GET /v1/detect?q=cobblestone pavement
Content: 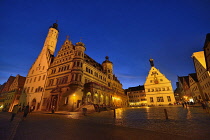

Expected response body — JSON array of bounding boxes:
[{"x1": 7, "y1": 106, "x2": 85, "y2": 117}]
[
  {"x1": 0, "y1": 112, "x2": 22, "y2": 140},
  {"x1": 79, "y1": 105, "x2": 210, "y2": 139},
  {"x1": 0, "y1": 105, "x2": 209, "y2": 140}
]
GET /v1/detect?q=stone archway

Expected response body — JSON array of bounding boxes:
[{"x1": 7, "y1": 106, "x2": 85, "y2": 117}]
[
  {"x1": 100, "y1": 94, "x2": 104, "y2": 105},
  {"x1": 93, "y1": 93, "x2": 99, "y2": 104},
  {"x1": 51, "y1": 95, "x2": 58, "y2": 110},
  {"x1": 86, "y1": 92, "x2": 92, "y2": 104}
]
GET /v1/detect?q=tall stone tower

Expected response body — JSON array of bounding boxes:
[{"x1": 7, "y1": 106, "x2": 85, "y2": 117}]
[
  {"x1": 19, "y1": 23, "x2": 59, "y2": 111},
  {"x1": 144, "y1": 59, "x2": 176, "y2": 106}
]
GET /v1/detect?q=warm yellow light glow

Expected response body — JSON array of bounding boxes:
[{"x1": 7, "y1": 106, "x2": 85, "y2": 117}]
[
  {"x1": 183, "y1": 96, "x2": 188, "y2": 99},
  {"x1": 73, "y1": 94, "x2": 76, "y2": 97},
  {"x1": 0, "y1": 105, "x2": 3, "y2": 108}
]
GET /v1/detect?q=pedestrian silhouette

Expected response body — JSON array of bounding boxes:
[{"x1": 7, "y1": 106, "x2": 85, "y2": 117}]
[
  {"x1": 182, "y1": 102, "x2": 185, "y2": 108},
  {"x1": 10, "y1": 105, "x2": 19, "y2": 122},
  {"x1": 22, "y1": 105, "x2": 30, "y2": 120}
]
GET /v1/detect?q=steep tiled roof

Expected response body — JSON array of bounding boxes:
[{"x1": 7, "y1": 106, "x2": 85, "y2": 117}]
[
  {"x1": 127, "y1": 85, "x2": 145, "y2": 91},
  {"x1": 189, "y1": 73, "x2": 198, "y2": 82},
  {"x1": 84, "y1": 54, "x2": 103, "y2": 71}
]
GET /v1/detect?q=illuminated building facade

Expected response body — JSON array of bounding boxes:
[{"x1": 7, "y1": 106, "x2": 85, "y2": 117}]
[
  {"x1": 0, "y1": 83, "x2": 6, "y2": 111},
  {"x1": 203, "y1": 33, "x2": 210, "y2": 71},
  {"x1": 144, "y1": 59, "x2": 176, "y2": 106},
  {"x1": 126, "y1": 85, "x2": 146, "y2": 107},
  {"x1": 177, "y1": 76, "x2": 191, "y2": 101},
  {"x1": 42, "y1": 37, "x2": 127, "y2": 111},
  {"x1": 192, "y1": 51, "x2": 210, "y2": 101},
  {"x1": 19, "y1": 23, "x2": 59, "y2": 111},
  {"x1": 189, "y1": 73, "x2": 203, "y2": 103},
  {"x1": 0, "y1": 76, "x2": 15, "y2": 111},
  {"x1": 3, "y1": 75, "x2": 25, "y2": 112}
]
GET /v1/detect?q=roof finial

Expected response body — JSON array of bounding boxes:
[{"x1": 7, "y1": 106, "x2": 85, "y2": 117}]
[
  {"x1": 149, "y1": 59, "x2": 154, "y2": 67},
  {"x1": 66, "y1": 35, "x2": 70, "y2": 40},
  {"x1": 80, "y1": 37, "x2": 83, "y2": 42}
]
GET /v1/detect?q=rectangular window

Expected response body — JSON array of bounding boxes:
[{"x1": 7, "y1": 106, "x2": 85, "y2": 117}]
[
  {"x1": 150, "y1": 97, "x2": 154, "y2": 102},
  {"x1": 31, "y1": 87, "x2": 34, "y2": 92},
  {"x1": 27, "y1": 87, "x2": 30, "y2": 93},
  {"x1": 167, "y1": 96, "x2": 171, "y2": 102},
  {"x1": 34, "y1": 77, "x2": 36, "y2": 82},
  {"x1": 43, "y1": 75, "x2": 45, "y2": 80},
  {"x1": 38, "y1": 76, "x2": 41, "y2": 81},
  {"x1": 64, "y1": 96, "x2": 69, "y2": 104},
  {"x1": 157, "y1": 97, "x2": 164, "y2": 102}
]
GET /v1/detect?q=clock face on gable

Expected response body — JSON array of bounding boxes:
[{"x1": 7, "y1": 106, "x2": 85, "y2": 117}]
[{"x1": 154, "y1": 77, "x2": 159, "y2": 84}]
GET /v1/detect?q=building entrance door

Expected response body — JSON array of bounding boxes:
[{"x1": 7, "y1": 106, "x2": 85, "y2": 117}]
[{"x1": 51, "y1": 95, "x2": 58, "y2": 111}]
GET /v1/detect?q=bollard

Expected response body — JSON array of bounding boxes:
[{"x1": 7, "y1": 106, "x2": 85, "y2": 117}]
[
  {"x1": 113, "y1": 109, "x2": 116, "y2": 118},
  {"x1": 164, "y1": 109, "x2": 168, "y2": 120}
]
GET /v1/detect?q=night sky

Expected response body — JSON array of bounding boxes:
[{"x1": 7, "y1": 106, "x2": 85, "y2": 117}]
[{"x1": 1, "y1": 0, "x2": 210, "y2": 89}]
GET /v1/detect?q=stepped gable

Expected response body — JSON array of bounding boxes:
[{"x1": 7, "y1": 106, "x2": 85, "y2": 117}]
[{"x1": 52, "y1": 38, "x2": 74, "y2": 66}]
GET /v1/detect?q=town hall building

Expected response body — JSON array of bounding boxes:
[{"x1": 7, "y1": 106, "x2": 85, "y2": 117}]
[{"x1": 20, "y1": 22, "x2": 127, "y2": 112}]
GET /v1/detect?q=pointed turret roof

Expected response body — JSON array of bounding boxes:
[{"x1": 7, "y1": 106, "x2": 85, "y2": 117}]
[{"x1": 102, "y1": 56, "x2": 113, "y2": 64}]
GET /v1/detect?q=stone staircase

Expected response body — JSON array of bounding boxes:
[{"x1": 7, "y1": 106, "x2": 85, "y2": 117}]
[{"x1": 74, "y1": 104, "x2": 96, "y2": 113}]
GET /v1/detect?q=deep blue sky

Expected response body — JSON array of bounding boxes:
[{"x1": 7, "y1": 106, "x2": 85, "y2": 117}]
[{"x1": 0, "y1": 0, "x2": 210, "y2": 89}]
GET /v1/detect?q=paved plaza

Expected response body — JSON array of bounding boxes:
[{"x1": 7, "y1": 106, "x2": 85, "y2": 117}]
[{"x1": 0, "y1": 105, "x2": 209, "y2": 140}]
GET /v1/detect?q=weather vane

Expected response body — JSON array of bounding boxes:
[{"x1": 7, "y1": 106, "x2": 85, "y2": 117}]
[{"x1": 80, "y1": 37, "x2": 83, "y2": 42}]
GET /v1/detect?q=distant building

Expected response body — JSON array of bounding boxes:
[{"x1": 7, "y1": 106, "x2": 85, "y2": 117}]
[
  {"x1": 3, "y1": 75, "x2": 25, "y2": 112},
  {"x1": 19, "y1": 23, "x2": 59, "y2": 111},
  {"x1": 189, "y1": 73, "x2": 203, "y2": 103},
  {"x1": 173, "y1": 82, "x2": 182, "y2": 102},
  {"x1": 0, "y1": 83, "x2": 6, "y2": 111},
  {"x1": 0, "y1": 76, "x2": 15, "y2": 110},
  {"x1": 126, "y1": 85, "x2": 146, "y2": 107},
  {"x1": 192, "y1": 51, "x2": 210, "y2": 101},
  {"x1": 144, "y1": 59, "x2": 176, "y2": 106},
  {"x1": 177, "y1": 76, "x2": 191, "y2": 101}
]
